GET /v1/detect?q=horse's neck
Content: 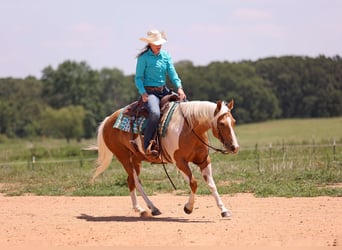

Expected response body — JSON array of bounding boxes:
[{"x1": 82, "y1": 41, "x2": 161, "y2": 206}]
[{"x1": 178, "y1": 101, "x2": 215, "y2": 131}]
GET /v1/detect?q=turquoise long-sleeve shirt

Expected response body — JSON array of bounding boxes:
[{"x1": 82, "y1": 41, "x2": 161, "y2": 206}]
[{"x1": 135, "y1": 49, "x2": 182, "y2": 95}]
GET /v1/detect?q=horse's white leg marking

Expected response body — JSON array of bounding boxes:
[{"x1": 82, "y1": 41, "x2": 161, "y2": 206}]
[
  {"x1": 133, "y1": 169, "x2": 160, "y2": 215},
  {"x1": 202, "y1": 164, "x2": 230, "y2": 216},
  {"x1": 130, "y1": 189, "x2": 145, "y2": 213}
]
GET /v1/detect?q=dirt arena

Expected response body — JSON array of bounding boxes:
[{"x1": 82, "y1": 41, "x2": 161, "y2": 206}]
[{"x1": 0, "y1": 193, "x2": 341, "y2": 247}]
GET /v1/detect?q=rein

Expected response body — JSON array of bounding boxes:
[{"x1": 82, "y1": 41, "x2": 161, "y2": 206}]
[
  {"x1": 179, "y1": 104, "x2": 229, "y2": 154},
  {"x1": 160, "y1": 153, "x2": 177, "y2": 190},
  {"x1": 157, "y1": 136, "x2": 177, "y2": 190}
]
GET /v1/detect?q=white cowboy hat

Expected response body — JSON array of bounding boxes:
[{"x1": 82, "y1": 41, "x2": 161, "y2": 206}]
[{"x1": 139, "y1": 30, "x2": 167, "y2": 45}]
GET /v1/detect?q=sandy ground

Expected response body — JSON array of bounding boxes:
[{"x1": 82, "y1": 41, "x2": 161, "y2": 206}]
[{"x1": 0, "y1": 193, "x2": 341, "y2": 248}]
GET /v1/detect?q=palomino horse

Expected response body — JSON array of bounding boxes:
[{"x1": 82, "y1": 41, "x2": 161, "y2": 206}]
[{"x1": 91, "y1": 100, "x2": 239, "y2": 218}]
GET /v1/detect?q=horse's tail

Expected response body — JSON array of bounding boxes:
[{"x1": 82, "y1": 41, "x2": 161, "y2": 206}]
[{"x1": 91, "y1": 116, "x2": 113, "y2": 184}]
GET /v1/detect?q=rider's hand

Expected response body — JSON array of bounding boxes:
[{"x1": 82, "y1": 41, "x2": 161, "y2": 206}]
[
  {"x1": 177, "y1": 87, "x2": 186, "y2": 101},
  {"x1": 141, "y1": 93, "x2": 149, "y2": 102}
]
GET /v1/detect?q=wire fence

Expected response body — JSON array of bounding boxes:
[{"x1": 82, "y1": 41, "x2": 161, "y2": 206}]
[
  {"x1": 228, "y1": 144, "x2": 341, "y2": 179},
  {"x1": 0, "y1": 142, "x2": 341, "y2": 171},
  {"x1": 0, "y1": 157, "x2": 96, "y2": 169}
]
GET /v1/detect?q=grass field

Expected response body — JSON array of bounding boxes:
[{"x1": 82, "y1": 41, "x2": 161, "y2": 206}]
[
  {"x1": 235, "y1": 117, "x2": 342, "y2": 147},
  {"x1": 0, "y1": 117, "x2": 341, "y2": 197}
]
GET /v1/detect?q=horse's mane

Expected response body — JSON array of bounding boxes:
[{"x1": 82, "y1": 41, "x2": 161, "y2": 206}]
[{"x1": 171, "y1": 101, "x2": 217, "y2": 129}]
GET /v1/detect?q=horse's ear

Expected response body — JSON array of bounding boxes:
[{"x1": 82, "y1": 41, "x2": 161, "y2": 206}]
[
  {"x1": 227, "y1": 99, "x2": 234, "y2": 110},
  {"x1": 215, "y1": 100, "x2": 223, "y2": 116}
]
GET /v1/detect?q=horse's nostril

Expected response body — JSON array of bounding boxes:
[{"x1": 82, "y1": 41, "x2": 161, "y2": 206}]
[{"x1": 230, "y1": 145, "x2": 235, "y2": 151}]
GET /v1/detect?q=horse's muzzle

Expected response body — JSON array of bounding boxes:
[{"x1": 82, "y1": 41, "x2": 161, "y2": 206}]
[
  {"x1": 230, "y1": 145, "x2": 239, "y2": 154},
  {"x1": 223, "y1": 144, "x2": 239, "y2": 154}
]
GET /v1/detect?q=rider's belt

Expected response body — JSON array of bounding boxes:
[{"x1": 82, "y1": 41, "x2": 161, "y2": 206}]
[{"x1": 145, "y1": 86, "x2": 165, "y2": 92}]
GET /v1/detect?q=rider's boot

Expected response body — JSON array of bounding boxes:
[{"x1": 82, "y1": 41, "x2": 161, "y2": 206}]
[{"x1": 145, "y1": 140, "x2": 159, "y2": 157}]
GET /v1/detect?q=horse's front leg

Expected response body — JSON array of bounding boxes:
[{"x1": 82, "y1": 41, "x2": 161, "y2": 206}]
[
  {"x1": 183, "y1": 175, "x2": 197, "y2": 214},
  {"x1": 201, "y1": 163, "x2": 231, "y2": 218},
  {"x1": 177, "y1": 163, "x2": 198, "y2": 214},
  {"x1": 132, "y1": 169, "x2": 161, "y2": 216}
]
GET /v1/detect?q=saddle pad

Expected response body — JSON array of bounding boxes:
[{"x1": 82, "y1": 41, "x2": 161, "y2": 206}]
[
  {"x1": 159, "y1": 102, "x2": 179, "y2": 137},
  {"x1": 113, "y1": 107, "x2": 147, "y2": 134},
  {"x1": 113, "y1": 102, "x2": 179, "y2": 135}
]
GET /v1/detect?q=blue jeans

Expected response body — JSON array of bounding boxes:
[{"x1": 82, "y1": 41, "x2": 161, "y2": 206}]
[{"x1": 143, "y1": 87, "x2": 170, "y2": 150}]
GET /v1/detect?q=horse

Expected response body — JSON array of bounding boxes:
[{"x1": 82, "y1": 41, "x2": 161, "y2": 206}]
[{"x1": 91, "y1": 99, "x2": 239, "y2": 218}]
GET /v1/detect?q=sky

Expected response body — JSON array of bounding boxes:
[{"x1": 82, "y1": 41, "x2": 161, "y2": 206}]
[{"x1": 1, "y1": 0, "x2": 341, "y2": 78}]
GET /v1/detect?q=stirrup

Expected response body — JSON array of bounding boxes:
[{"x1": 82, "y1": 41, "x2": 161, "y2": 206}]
[
  {"x1": 145, "y1": 149, "x2": 159, "y2": 157},
  {"x1": 145, "y1": 140, "x2": 159, "y2": 157}
]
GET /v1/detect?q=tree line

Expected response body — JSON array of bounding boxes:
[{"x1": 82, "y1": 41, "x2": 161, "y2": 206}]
[{"x1": 0, "y1": 55, "x2": 341, "y2": 141}]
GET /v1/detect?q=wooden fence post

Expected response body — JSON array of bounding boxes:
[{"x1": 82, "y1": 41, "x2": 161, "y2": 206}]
[
  {"x1": 333, "y1": 139, "x2": 336, "y2": 161},
  {"x1": 254, "y1": 143, "x2": 260, "y2": 173}
]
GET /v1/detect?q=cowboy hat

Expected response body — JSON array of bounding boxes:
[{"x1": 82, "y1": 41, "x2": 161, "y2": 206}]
[{"x1": 139, "y1": 30, "x2": 167, "y2": 45}]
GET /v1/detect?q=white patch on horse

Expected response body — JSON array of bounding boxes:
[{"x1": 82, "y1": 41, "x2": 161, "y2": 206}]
[
  {"x1": 163, "y1": 117, "x2": 184, "y2": 163},
  {"x1": 202, "y1": 163, "x2": 230, "y2": 215},
  {"x1": 227, "y1": 116, "x2": 239, "y2": 149}
]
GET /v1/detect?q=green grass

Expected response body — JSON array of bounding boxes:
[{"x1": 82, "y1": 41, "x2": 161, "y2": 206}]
[
  {"x1": 235, "y1": 117, "x2": 342, "y2": 147},
  {"x1": 0, "y1": 118, "x2": 341, "y2": 197}
]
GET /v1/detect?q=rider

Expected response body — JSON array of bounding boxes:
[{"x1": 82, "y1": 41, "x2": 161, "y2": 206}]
[{"x1": 135, "y1": 29, "x2": 187, "y2": 156}]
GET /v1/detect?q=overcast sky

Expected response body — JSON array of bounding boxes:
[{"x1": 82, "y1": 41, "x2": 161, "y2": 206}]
[{"x1": 1, "y1": 0, "x2": 341, "y2": 78}]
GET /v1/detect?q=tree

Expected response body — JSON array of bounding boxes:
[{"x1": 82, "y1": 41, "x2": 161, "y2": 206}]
[
  {"x1": 40, "y1": 105, "x2": 85, "y2": 142},
  {"x1": 255, "y1": 56, "x2": 342, "y2": 118},
  {"x1": 0, "y1": 77, "x2": 45, "y2": 137},
  {"x1": 99, "y1": 68, "x2": 136, "y2": 115},
  {"x1": 180, "y1": 61, "x2": 281, "y2": 123},
  {"x1": 41, "y1": 61, "x2": 103, "y2": 137}
]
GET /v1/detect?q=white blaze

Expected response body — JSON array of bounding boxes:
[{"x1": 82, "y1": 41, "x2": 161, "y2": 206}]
[{"x1": 227, "y1": 116, "x2": 239, "y2": 149}]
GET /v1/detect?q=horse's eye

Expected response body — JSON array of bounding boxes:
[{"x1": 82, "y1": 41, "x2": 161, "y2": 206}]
[{"x1": 219, "y1": 120, "x2": 225, "y2": 126}]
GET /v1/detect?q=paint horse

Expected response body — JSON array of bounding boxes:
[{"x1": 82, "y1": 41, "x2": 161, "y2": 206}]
[{"x1": 91, "y1": 99, "x2": 239, "y2": 218}]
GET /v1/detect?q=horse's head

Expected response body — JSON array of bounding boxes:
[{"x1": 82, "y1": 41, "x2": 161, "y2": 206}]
[{"x1": 212, "y1": 100, "x2": 239, "y2": 154}]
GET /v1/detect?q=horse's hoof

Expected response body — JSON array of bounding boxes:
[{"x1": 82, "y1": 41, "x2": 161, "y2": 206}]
[
  {"x1": 151, "y1": 208, "x2": 162, "y2": 216},
  {"x1": 221, "y1": 211, "x2": 232, "y2": 218},
  {"x1": 140, "y1": 211, "x2": 151, "y2": 218},
  {"x1": 184, "y1": 206, "x2": 193, "y2": 214}
]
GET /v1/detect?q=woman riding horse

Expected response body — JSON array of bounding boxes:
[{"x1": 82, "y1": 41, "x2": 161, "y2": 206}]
[
  {"x1": 135, "y1": 29, "x2": 187, "y2": 156},
  {"x1": 91, "y1": 99, "x2": 239, "y2": 218}
]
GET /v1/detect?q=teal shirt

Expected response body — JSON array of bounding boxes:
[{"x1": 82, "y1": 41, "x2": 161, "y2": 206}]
[{"x1": 135, "y1": 49, "x2": 182, "y2": 95}]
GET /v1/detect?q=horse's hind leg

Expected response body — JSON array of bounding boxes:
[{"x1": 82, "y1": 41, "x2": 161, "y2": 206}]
[
  {"x1": 132, "y1": 168, "x2": 161, "y2": 216},
  {"x1": 120, "y1": 154, "x2": 161, "y2": 217},
  {"x1": 127, "y1": 174, "x2": 145, "y2": 215}
]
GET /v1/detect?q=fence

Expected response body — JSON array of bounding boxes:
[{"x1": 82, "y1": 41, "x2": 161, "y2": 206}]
[
  {"x1": 0, "y1": 142, "x2": 341, "y2": 171},
  {"x1": 213, "y1": 141, "x2": 342, "y2": 175}
]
